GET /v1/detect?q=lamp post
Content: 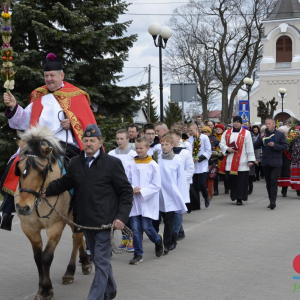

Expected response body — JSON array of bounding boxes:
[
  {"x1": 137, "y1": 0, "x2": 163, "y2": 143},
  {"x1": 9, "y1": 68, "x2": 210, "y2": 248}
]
[
  {"x1": 148, "y1": 22, "x2": 172, "y2": 122},
  {"x1": 243, "y1": 77, "x2": 254, "y2": 123},
  {"x1": 278, "y1": 88, "x2": 287, "y2": 124}
]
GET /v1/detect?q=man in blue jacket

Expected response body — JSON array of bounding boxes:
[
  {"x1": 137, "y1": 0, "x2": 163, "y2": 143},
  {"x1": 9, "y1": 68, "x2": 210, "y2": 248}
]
[{"x1": 254, "y1": 118, "x2": 287, "y2": 209}]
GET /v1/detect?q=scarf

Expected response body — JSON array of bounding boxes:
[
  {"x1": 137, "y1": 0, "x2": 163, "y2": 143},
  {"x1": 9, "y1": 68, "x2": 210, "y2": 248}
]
[{"x1": 161, "y1": 151, "x2": 175, "y2": 160}]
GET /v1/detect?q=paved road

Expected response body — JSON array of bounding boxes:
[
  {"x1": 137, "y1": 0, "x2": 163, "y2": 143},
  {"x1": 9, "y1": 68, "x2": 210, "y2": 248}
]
[{"x1": 1, "y1": 180, "x2": 300, "y2": 300}]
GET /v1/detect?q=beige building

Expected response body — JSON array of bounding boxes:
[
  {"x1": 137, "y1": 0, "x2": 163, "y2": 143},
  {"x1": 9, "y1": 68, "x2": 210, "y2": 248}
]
[{"x1": 250, "y1": 0, "x2": 300, "y2": 123}]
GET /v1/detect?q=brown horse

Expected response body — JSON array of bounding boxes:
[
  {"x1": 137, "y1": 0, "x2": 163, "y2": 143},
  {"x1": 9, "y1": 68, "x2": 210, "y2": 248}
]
[{"x1": 14, "y1": 125, "x2": 92, "y2": 300}]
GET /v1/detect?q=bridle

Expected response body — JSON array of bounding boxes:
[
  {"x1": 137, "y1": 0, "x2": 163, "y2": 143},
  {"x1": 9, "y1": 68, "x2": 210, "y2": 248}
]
[{"x1": 18, "y1": 154, "x2": 60, "y2": 219}]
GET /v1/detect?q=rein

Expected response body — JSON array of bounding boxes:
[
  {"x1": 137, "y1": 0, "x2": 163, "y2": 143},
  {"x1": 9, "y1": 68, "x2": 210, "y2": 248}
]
[{"x1": 43, "y1": 196, "x2": 133, "y2": 254}]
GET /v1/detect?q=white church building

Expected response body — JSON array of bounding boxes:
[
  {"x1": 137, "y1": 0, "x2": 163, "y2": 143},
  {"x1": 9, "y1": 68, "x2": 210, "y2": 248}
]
[{"x1": 250, "y1": 0, "x2": 300, "y2": 123}]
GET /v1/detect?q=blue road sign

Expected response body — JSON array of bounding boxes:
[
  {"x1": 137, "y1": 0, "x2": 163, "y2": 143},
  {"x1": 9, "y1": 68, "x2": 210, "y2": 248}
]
[
  {"x1": 239, "y1": 111, "x2": 249, "y2": 121},
  {"x1": 239, "y1": 100, "x2": 249, "y2": 112}
]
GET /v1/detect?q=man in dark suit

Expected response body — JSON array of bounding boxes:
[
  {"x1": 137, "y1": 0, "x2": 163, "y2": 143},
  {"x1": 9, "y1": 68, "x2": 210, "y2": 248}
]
[
  {"x1": 254, "y1": 118, "x2": 287, "y2": 209},
  {"x1": 43, "y1": 124, "x2": 133, "y2": 300}
]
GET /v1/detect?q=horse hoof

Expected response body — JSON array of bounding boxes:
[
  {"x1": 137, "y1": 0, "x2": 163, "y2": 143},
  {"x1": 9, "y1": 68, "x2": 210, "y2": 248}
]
[
  {"x1": 82, "y1": 263, "x2": 92, "y2": 275},
  {"x1": 34, "y1": 294, "x2": 54, "y2": 300},
  {"x1": 62, "y1": 276, "x2": 74, "y2": 285}
]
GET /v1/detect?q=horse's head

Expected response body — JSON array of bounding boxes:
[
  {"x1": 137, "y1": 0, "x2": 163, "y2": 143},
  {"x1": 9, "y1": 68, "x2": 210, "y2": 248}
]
[{"x1": 14, "y1": 125, "x2": 63, "y2": 216}]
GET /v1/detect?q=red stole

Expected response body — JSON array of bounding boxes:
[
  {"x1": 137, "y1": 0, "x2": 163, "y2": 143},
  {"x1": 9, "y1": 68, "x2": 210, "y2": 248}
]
[
  {"x1": 2, "y1": 82, "x2": 95, "y2": 195},
  {"x1": 219, "y1": 128, "x2": 246, "y2": 175}
]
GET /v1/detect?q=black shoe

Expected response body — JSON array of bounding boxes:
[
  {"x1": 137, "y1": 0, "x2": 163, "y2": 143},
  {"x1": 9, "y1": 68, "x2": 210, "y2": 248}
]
[
  {"x1": 297, "y1": 190, "x2": 300, "y2": 197},
  {"x1": 129, "y1": 254, "x2": 143, "y2": 265},
  {"x1": 256, "y1": 177, "x2": 260, "y2": 181},
  {"x1": 282, "y1": 193, "x2": 287, "y2": 197},
  {"x1": 270, "y1": 202, "x2": 276, "y2": 210},
  {"x1": 178, "y1": 230, "x2": 185, "y2": 241},
  {"x1": 260, "y1": 176, "x2": 265, "y2": 179},
  {"x1": 169, "y1": 233, "x2": 178, "y2": 250},
  {"x1": 0, "y1": 212, "x2": 14, "y2": 231},
  {"x1": 163, "y1": 246, "x2": 169, "y2": 255},
  {"x1": 225, "y1": 190, "x2": 229, "y2": 194},
  {"x1": 213, "y1": 190, "x2": 219, "y2": 196},
  {"x1": 267, "y1": 204, "x2": 270, "y2": 208},
  {"x1": 155, "y1": 233, "x2": 164, "y2": 257},
  {"x1": 205, "y1": 197, "x2": 210, "y2": 208},
  {"x1": 248, "y1": 185, "x2": 253, "y2": 195},
  {"x1": 169, "y1": 242, "x2": 177, "y2": 251},
  {"x1": 104, "y1": 291, "x2": 117, "y2": 300},
  {"x1": 236, "y1": 200, "x2": 243, "y2": 205}
]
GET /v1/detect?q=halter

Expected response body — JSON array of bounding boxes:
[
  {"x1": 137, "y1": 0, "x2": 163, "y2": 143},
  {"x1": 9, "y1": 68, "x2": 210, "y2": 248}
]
[{"x1": 18, "y1": 154, "x2": 60, "y2": 219}]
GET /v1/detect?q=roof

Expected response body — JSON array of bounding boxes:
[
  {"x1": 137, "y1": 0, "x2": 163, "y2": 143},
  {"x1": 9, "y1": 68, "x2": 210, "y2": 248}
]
[
  {"x1": 265, "y1": 0, "x2": 300, "y2": 21},
  {"x1": 199, "y1": 110, "x2": 237, "y2": 119}
]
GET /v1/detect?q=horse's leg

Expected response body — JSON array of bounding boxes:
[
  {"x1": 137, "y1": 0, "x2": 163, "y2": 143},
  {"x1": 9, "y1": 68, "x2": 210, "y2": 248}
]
[
  {"x1": 79, "y1": 235, "x2": 93, "y2": 275},
  {"x1": 40, "y1": 223, "x2": 65, "y2": 300},
  {"x1": 21, "y1": 224, "x2": 44, "y2": 299},
  {"x1": 62, "y1": 213, "x2": 92, "y2": 284}
]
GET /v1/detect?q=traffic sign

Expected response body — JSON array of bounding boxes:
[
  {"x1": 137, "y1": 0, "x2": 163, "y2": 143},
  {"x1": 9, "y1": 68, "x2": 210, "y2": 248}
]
[
  {"x1": 239, "y1": 100, "x2": 249, "y2": 112},
  {"x1": 239, "y1": 111, "x2": 249, "y2": 121}
]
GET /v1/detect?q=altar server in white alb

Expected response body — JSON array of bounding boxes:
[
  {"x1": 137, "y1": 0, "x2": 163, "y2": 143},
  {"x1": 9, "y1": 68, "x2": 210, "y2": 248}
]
[
  {"x1": 170, "y1": 128, "x2": 194, "y2": 241},
  {"x1": 219, "y1": 116, "x2": 255, "y2": 206},
  {"x1": 188, "y1": 123, "x2": 212, "y2": 209},
  {"x1": 108, "y1": 129, "x2": 136, "y2": 252},
  {"x1": 155, "y1": 135, "x2": 188, "y2": 255},
  {"x1": 126, "y1": 137, "x2": 164, "y2": 265},
  {"x1": 108, "y1": 129, "x2": 136, "y2": 175},
  {"x1": 143, "y1": 123, "x2": 161, "y2": 156}
]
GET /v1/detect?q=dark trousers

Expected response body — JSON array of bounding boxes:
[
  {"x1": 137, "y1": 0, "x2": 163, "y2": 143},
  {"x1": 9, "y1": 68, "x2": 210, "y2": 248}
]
[
  {"x1": 263, "y1": 166, "x2": 281, "y2": 203},
  {"x1": 84, "y1": 230, "x2": 116, "y2": 300},
  {"x1": 255, "y1": 164, "x2": 260, "y2": 179},
  {"x1": 192, "y1": 173, "x2": 209, "y2": 206},
  {"x1": 152, "y1": 211, "x2": 175, "y2": 248}
]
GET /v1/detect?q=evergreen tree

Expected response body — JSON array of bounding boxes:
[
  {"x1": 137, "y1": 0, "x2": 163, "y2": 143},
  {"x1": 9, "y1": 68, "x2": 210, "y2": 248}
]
[
  {"x1": 0, "y1": 0, "x2": 146, "y2": 175},
  {"x1": 164, "y1": 102, "x2": 182, "y2": 128},
  {"x1": 143, "y1": 85, "x2": 159, "y2": 123}
]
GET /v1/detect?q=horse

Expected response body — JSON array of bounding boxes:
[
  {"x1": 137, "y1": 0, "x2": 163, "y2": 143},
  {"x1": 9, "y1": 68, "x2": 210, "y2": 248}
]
[{"x1": 14, "y1": 124, "x2": 92, "y2": 300}]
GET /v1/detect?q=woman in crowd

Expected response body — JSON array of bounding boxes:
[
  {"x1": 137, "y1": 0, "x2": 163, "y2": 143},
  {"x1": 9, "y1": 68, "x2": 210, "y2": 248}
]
[
  {"x1": 277, "y1": 126, "x2": 291, "y2": 197},
  {"x1": 248, "y1": 125, "x2": 260, "y2": 195},
  {"x1": 201, "y1": 126, "x2": 220, "y2": 200},
  {"x1": 251, "y1": 126, "x2": 261, "y2": 181},
  {"x1": 213, "y1": 124, "x2": 227, "y2": 195}
]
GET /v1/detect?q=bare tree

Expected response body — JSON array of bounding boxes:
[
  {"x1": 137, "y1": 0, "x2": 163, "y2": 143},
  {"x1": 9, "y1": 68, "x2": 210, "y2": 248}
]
[
  {"x1": 164, "y1": 13, "x2": 220, "y2": 121},
  {"x1": 166, "y1": 0, "x2": 275, "y2": 123}
]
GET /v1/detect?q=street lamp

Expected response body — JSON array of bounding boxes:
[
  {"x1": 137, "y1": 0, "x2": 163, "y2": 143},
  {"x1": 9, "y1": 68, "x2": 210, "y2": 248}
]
[
  {"x1": 243, "y1": 77, "x2": 254, "y2": 123},
  {"x1": 278, "y1": 88, "x2": 287, "y2": 124},
  {"x1": 148, "y1": 22, "x2": 172, "y2": 122}
]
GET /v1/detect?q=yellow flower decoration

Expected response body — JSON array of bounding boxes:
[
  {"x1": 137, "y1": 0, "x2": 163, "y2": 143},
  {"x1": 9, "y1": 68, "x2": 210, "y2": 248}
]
[{"x1": 2, "y1": 13, "x2": 11, "y2": 19}]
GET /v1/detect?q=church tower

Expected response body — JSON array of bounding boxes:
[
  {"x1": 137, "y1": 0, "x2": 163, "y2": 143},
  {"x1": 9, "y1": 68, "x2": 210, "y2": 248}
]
[{"x1": 250, "y1": 0, "x2": 300, "y2": 123}]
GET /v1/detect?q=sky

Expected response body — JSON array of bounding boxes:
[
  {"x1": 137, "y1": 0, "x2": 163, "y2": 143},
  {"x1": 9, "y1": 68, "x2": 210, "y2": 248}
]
[{"x1": 117, "y1": 0, "x2": 189, "y2": 118}]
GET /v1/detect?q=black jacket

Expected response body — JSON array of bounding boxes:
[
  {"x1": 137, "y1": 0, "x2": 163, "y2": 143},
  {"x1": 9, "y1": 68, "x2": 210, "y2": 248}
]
[
  {"x1": 46, "y1": 148, "x2": 133, "y2": 227},
  {"x1": 254, "y1": 129, "x2": 287, "y2": 167}
]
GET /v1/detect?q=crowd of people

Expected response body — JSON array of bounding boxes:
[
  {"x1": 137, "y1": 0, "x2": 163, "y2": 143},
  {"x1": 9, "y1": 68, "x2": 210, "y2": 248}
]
[
  {"x1": 0, "y1": 49, "x2": 298, "y2": 298},
  {"x1": 98, "y1": 114, "x2": 298, "y2": 268}
]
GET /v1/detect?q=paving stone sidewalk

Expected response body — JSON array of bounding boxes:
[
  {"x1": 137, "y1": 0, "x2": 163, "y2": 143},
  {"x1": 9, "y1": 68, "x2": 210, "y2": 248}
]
[{"x1": 1, "y1": 180, "x2": 300, "y2": 300}]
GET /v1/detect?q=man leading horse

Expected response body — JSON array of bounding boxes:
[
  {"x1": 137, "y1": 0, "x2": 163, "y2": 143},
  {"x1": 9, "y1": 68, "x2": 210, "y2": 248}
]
[{"x1": 0, "y1": 53, "x2": 96, "y2": 230}]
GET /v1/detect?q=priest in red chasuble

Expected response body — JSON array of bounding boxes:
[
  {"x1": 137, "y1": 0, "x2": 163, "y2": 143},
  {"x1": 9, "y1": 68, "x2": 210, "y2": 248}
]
[
  {"x1": 0, "y1": 53, "x2": 96, "y2": 231},
  {"x1": 219, "y1": 116, "x2": 255, "y2": 206}
]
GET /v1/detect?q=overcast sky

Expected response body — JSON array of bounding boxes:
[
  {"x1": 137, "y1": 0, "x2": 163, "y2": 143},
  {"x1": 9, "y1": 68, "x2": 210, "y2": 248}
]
[{"x1": 118, "y1": 0, "x2": 188, "y2": 117}]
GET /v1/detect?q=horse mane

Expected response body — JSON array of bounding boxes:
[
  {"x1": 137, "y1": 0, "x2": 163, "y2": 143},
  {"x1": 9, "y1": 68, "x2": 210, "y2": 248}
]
[{"x1": 18, "y1": 124, "x2": 63, "y2": 167}]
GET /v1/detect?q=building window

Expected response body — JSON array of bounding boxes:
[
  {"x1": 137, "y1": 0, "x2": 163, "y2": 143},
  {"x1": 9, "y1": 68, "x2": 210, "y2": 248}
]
[{"x1": 276, "y1": 35, "x2": 292, "y2": 63}]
